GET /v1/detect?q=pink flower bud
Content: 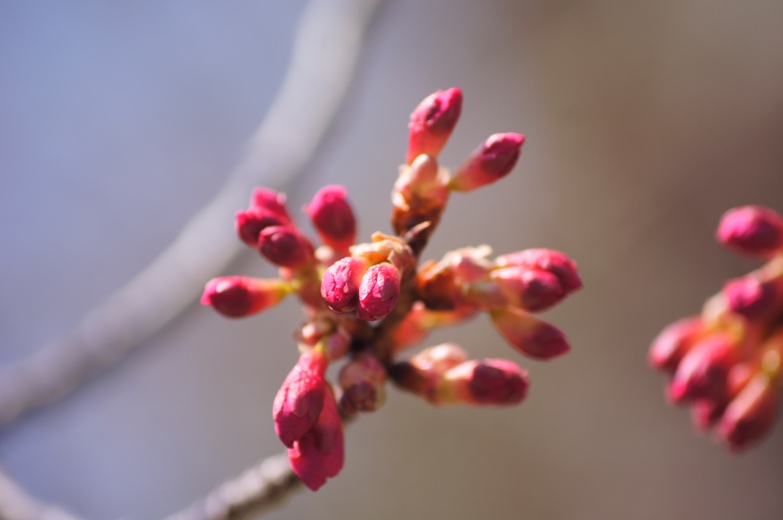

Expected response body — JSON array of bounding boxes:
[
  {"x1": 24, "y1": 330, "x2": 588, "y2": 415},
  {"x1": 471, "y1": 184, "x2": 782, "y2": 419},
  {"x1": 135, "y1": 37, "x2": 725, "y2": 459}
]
[
  {"x1": 443, "y1": 358, "x2": 529, "y2": 406},
  {"x1": 338, "y1": 352, "x2": 387, "y2": 414},
  {"x1": 489, "y1": 307, "x2": 570, "y2": 360},
  {"x1": 489, "y1": 266, "x2": 566, "y2": 312},
  {"x1": 273, "y1": 350, "x2": 328, "y2": 448},
  {"x1": 494, "y1": 248, "x2": 582, "y2": 294},
  {"x1": 648, "y1": 316, "x2": 704, "y2": 373},
  {"x1": 356, "y1": 263, "x2": 401, "y2": 321},
  {"x1": 723, "y1": 275, "x2": 781, "y2": 322},
  {"x1": 201, "y1": 276, "x2": 290, "y2": 318},
  {"x1": 448, "y1": 133, "x2": 525, "y2": 192},
  {"x1": 321, "y1": 257, "x2": 369, "y2": 313},
  {"x1": 389, "y1": 343, "x2": 469, "y2": 403},
  {"x1": 235, "y1": 208, "x2": 289, "y2": 248},
  {"x1": 668, "y1": 335, "x2": 737, "y2": 404},
  {"x1": 250, "y1": 187, "x2": 291, "y2": 218},
  {"x1": 716, "y1": 372, "x2": 780, "y2": 452},
  {"x1": 406, "y1": 88, "x2": 463, "y2": 164},
  {"x1": 304, "y1": 185, "x2": 357, "y2": 253},
  {"x1": 416, "y1": 259, "x2": 463, "y2": 311},
  {"x1": 716, "y1": 205, "x2": 783, "y2": 257},
  {"x1": 288, "y1": 385, "x2": 344, "y2": 491},
  {"x1": 258, "y1": 226, "x2": 315, "y2": 268}
]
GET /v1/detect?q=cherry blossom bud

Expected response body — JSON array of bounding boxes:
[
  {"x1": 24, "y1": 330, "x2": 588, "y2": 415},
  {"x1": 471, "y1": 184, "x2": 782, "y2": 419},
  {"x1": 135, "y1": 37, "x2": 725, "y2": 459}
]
[
  {"x1": 716, "y1": 372, "x2": 781, "y2": 452},
  {"x1": 235, "y1": 207, "x2": 290, "y2": 248},
  {"x1": 648, "y1": 316, "x2": 704, "y2": 373},
  {"x1": 389, "y1": 343, "x2": 469, "y2": 402},
  {"x1": 258, "y1": 226, "x2": 315, "y2": 268},
  {"x1": 251, "y1": 187, "x2": 291, "y2": 218},
  {"x1": 416, "y1": 260, "x2": 462, "y2": 310},
  {"x1": 448, "y1": 133, "x2": 525, "y2": 192},
  {"x1": 716, "y1": 205, "x2": 783, "y2": 257},
  {"x1": 338, "y1": 352, "x2": 387, "y2": 414},
  {"x1": 406, "y1": 88, "x2": 463, "y2": 164},
  {"x1": 668, "y1": 334, "x2": 737, "y2": 404},
  {"x1": 723, "y1": 275, "x2": 782, "y2": 322},
  {"x1": 304, "y1": 185, "x2": 357, "y2": 253},
  {"x1": 489, "y1": 266, "x2": 566, "y2": 312},
  {"x1": 356, "y1": 263, "x2": 401, "y2": 321},
  {"x1": 442, "y1": 359, "x2": 529, "y2": 406},
  {"x1": 201, "y1": 276, "x2": 290, "y2": 318},
  {"x1": 321, "y1": 257, "x2": 369, "y2": 313},
  {"x1": 273, "y1": 350, "x2": 328, "y2": 448},
  {"x1": 288, "y1": 385, "x2": 344, "y2": 491},
  {"x1": 489, "y1": 307, "x2": 570, "y2": 360},
  {"x1": 494, "y1": 248, "x2": 582, "y2": 295}
]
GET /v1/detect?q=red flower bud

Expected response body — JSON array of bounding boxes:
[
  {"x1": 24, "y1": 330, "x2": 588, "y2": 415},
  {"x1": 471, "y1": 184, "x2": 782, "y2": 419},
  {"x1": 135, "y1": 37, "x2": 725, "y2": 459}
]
[
  {"x1": 494, "y1": 248, "x2": 582, "y2": 294},
  {"x1": 251, "y1": 187, "x2": 291, "y2": 218},
  {"x1": 449, "y1": 133, "x2": 525, "y2": 192},
  {"x1": 389, "y1": 343, "x2": 469, "y2": 403},
  {"x1": 716, "y1": 372, "x2": 780, "y2": 452},
  {"x1": 648, "y1": 316, "x2": 704, "y2": 373},
  {"x1": 444, "y1": 358, "x2": 529, "y2": 406},
  {"x1": 235, "y1": 207, "x2": 290, "y2": 248},
  {"x1": 723, "y1": 275, "x2": 782, "y2": 322},
  {"x1": 201, "y1": 276, "x2": 290, "y2": 318},
  {"x1": 273, "y1": 350, "x2": 328, "y2": 448},
  {"x1": 321, "y1": 257, "x2": 369, "y2": 313},
  {"x1": 489, "y1": 307, "x2": 570, "y2": 360},
  {"x1": 287, "y1": 384, "x2": 344, "y2": 491},
  {"x1": 490, "y1": 266, "x2": 566, "y2": 312},
  {"x1": 338, "y1": 352, "x2": 387, "y2": 414},
  {"x1": 407, "y1": 88, "x2": 463, "y2": 164},
  {"x1": 668, "y1": 335, "x2": 737, "y2": 404},
  {"x1": 304, "y1": 185, "x2": 357, "y2": 253},
  {"x1": 356, "y1": 263, "x2": 401, "y2": 321},
  {"x1": 258, "y1": 226, "x2": 315, "y2": 268},
  {"x1": 716, "y1": 205, "x2": 783, "y2": 257}
]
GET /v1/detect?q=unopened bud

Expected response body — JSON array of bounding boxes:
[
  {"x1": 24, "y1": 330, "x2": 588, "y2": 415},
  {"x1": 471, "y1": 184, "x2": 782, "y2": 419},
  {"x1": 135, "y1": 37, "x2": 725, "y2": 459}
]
[
  {"x1": 494, "y1": 248, "x2": 582, "y2": 294},
  {"x1": 250, "y1": 187, "x2": 290, "y2": 218},
  {"x1": 489, "y1": 266, "x2": 566, "y2": 312},
  {"x1": 273, "y1": 350, "x2": 328, "y2": 448},
  {"x1": 304, "y1": 185, "x2": 357, "y2": 253},
  {"x1": 723, "y1": 275, "x2": 781, "y2": 322},
  {"x1": 716, "y1": 372, "x2": 781, "y2": 452},
  {"x1": 716, "y1": 205, "x2": 783, "y2": 257},
  {"x1": 287, "y1": 385, "x2": 344, "y2": 491},
  {"x1": 235, "y1": 207, "x2": 290, "y2": 248},
  {"x1": 406, "y1": 88, "x2": 463, "y2": 164},
  {"x1": 201, "y1": 276, "x2": 290, "y2": 318},
  {"x1": 648, "y1": 316, "x2": 704, "y2": 373},
  {"x1": 338, "y1": 352, "x2": 387, "y2": 414},
  {"x1": 668, "y1": 334, "x2": 737, "y2": 404},
  {"x1": 489, "y1": 307, "x2": 570, "y2": 360},
  {"x1": 389, "y1": 343, "x2": 469, "y2": 402},
  {"x1": 442, "y1": 358, "x2": 529, "y2": 406},
  {"x1": 356, "y1": 263, "x2": 401, "y2": 321},
  {"x1": 321, "y1": 257, "x2": 369, "y2": 313},
  {"x1": 448, "y1": 133, "x2": 525, "y2": 192},
  {"x1": 258, "y1": 226, "x2": 315, "y2": 268}
]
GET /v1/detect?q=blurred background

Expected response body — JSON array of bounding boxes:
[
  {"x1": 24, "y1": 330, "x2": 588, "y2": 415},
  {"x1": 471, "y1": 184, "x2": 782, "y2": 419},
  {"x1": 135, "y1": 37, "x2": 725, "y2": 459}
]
[{"x1": 1, "y1": 0, "x2": 783, "y2": 518}]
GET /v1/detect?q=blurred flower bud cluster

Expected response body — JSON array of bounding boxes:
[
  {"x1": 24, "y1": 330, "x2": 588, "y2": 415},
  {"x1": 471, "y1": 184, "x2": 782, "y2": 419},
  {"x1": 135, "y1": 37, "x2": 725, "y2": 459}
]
[
  {"x1": 201, "y1": 88, "x2": 580, "y2": 490},
  {"x1": 650, "y1": 205, "x2": 783, "y2": 452}
]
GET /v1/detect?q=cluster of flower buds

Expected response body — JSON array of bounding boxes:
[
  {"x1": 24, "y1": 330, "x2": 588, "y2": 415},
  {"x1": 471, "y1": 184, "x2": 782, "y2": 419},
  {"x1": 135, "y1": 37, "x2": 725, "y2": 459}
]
[
  {"x1": 650, "y1": 205, "x2": 783, "y2": 451},
  {"x1": 201, "y1": 88, "x2": 580, "y2": 490}
]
